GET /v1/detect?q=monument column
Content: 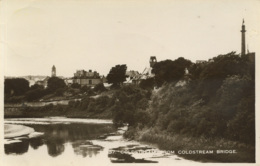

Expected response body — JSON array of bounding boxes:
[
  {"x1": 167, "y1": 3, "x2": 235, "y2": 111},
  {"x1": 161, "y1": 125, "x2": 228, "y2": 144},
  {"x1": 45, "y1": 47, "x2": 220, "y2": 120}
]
[{"x1": 241, "y1": 19, "x2": 246, "y2": 56}]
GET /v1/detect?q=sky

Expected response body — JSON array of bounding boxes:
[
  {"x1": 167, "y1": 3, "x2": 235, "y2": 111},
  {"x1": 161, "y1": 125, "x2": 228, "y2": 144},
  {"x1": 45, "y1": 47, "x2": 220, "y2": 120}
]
[{"x1": 1, "y1": 0, "x2": 260, "y2": 77}]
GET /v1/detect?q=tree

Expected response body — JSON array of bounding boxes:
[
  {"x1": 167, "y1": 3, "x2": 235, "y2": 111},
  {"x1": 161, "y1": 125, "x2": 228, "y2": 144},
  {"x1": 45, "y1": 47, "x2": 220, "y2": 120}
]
[
  {"x1": 106, "y1": 64, "x2": 127, "y2": 87},
  {"x1": 112, "y1": 85, "x2": 151, "y2": 127},
  {"x1": 197, "y1": 52, "x2": 248, "y2": 98},
  {"x1": 139, "y1": 78, "x2": 154, "y2": 90},
  {"x1": 55, "y1": 88, "x2": 65, "y2": 96},
  {"x1": 47, "y1": 77, "x2": 66, "y2": 93},
  {"x1": 25, "y1": 83, "x2": 46, "y2": 101},
  {"x1": 152, "y1": 57, "x2": 192, "y2": 87},
  {"x1": 215, "y1": 75, "x2": 252, "y2": 120},
  {"x1": 25, "y1": 89, "x2": 46, "y2": 101},
  {"x1": 4, "y1": 78, "x2": 30, "y2": 95},
  {"x1": 30, "y1": 84, "x2": 44, "y2": 90}
]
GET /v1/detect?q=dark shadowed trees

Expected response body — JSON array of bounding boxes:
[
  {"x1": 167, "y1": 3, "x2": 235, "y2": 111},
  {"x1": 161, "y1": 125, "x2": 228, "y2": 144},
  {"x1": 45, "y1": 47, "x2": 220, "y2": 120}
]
[
  {"x1": 146, "y1": 52, "x2": 255, "y2": 144},
  {"x1": 4, "y1": 78, "x2": 30, "y2": 95},
  {"x1": 71, "y1": 83, "x2": 81, "y2": 89},
  {"x1": 47, "y1": 77, "x2": 66, "y2": 93},
  {"x1": 30, "y1": 84, "x2": 44, "y2": 90},
  {"x1": 152, "y1": 57, "x2": 192, "y2": 87},
  {"x1": 93, "y1": 83, "x2": 107, "y2": 93},
  {"x1": 106, "y1": 65, "x2": 127, "y2": 88},
  {"x1": 25, "y1": 88, "x2": 46, "y2": 101},
  {"x1": 139, "y1": 78, "x2": 154, "y2": 90}
]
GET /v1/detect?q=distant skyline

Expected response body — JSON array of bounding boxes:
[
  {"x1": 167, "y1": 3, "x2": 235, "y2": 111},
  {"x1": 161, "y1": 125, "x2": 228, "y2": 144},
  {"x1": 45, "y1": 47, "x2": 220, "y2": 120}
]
[{"x1": 1, "y1": 0, "x2": 260, "y2": 77}]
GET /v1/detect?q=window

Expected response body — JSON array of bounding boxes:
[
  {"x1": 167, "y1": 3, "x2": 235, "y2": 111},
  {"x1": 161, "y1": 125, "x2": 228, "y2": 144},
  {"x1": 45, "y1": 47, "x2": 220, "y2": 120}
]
[{"x1": 89, "y1": 80, "x2": 92, "y2": 85}]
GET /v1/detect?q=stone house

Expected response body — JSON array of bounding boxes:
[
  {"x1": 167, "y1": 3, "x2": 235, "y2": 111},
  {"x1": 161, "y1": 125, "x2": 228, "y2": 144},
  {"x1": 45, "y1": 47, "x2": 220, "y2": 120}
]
[{"x1": 73, "y1": 70, "x2": 102, "y2": 87}]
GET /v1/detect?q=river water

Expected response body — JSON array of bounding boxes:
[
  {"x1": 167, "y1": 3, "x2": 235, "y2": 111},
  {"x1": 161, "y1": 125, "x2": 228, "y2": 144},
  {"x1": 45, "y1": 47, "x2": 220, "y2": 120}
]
[{"x1": 4, "y1": 117, "x2": 195, "y2": 166}]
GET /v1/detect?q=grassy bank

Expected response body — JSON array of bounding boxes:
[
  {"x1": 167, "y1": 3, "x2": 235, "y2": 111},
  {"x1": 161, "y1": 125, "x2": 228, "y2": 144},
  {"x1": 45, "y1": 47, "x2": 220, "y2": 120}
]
[
  {"x1": 4, "y1": 105, "x2": 112, "y2": 119},
  {"x1": 127, "y1": 128, "x2": 255, "y2": 163}
]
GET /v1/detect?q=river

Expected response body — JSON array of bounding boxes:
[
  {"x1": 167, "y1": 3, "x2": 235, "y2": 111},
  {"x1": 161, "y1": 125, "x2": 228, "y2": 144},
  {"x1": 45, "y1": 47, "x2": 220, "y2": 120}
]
[{"x1": 4, "y1": 117, "x2": 195, "y2": 166}]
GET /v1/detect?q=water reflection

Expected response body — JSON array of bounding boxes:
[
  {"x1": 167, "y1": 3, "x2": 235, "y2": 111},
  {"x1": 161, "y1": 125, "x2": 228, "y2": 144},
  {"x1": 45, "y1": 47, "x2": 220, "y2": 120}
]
[
  {"x1": 108, "y1": 152, "x2": 158, "y2": 163},
  {"x1": 5, "y1": 140, "x2": 29, "y2": 155},
  {"x1": 5, "y1": 123, "x2": 115, "y2": 158},
  {"x1": 4, "y1": 121, "x2": 192, "y2": 165},
  {"x1": 29, "y1": 138, "x2": 44, "y2": 150},
  {"x1": 46, "y1": 141, "x2": 65, "y2": 157},
  {"x1": 72, "y1": 140, "x2": 104, "y2": 158}
]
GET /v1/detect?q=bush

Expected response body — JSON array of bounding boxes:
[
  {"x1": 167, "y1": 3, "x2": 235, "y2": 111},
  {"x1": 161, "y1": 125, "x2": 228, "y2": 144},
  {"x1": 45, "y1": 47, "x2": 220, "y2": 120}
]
[
  {"x1": 55, "y1": 88, "x2": 65, "y2": 96},
  {"x1": 71, "y1": 83, "x2": 81, "y2": 89},
  {"x1": 25, "y1": 89, "x2": 46, "y2": 102},
  {"x1": 93, "y1": 83, "x2": 107, "y2": 93},
  {"x1": 4, "y1": 95, "x2": 25, "y2": 103},
  {"x1": 30, "y1": 84, "x2": 44, "y2": 90},
  {"x1": 81, "y1": 85, "x2": 91, "y2": 93},
  {"x1": 139, "y1": 78, "x2": 154, "y2": 90}
]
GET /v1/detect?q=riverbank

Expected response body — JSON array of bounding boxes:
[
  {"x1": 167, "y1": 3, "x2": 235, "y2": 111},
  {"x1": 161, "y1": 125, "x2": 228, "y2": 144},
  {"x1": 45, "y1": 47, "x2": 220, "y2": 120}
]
[
  {"x1": 127, "y1": 128, "x2": 255, "y2": 163},
  {"x1": 4, "y1": 118, "x2": 196, "y2": 165},
  {"x1": 4, "y1": 105, "x2": 113, "y2": 119}
]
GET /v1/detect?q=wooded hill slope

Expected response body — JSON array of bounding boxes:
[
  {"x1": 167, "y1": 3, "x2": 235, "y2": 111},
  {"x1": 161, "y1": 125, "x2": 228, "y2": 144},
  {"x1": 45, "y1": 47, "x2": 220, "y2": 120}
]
[{"x1": 116, "y1": 52, "x2": 255, "y2": 162}]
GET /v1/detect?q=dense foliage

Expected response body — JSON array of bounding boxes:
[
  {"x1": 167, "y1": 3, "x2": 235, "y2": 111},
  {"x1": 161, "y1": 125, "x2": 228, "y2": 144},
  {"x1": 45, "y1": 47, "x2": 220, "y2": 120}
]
[
  {"x1": 25, "y1": 85, "x2": 46, "y2": 102},
  {"x1": 4, "y1": 78, "x2": 30, "y2": 95},
  {"x1": 106, "y1": 64, "x2": 127, "y2": 88},
  {"x1": 111, "y1": 85, "x2": 151, "y2": 127},
  {"x1": 66, "y1": 85, "x2": 151, "y2": 127},
  {"x1": 139, "y1": 78, "x2": 154, "y2": 90},
  {"x1": 93, "y1": 83, "x2": 107, "y2": 93},
  {"x1": 47, "y1": 77, "x2": 67, "y2": 93},
  {"x1": 152, "y1": 57, "x2": 192, "y2": 87},
  {"x1": 71, "y1": 83, "x2": 81, "y2": 89},
  {"x1": 143, "y1": 53, "x2": 255, "y2": 145}
]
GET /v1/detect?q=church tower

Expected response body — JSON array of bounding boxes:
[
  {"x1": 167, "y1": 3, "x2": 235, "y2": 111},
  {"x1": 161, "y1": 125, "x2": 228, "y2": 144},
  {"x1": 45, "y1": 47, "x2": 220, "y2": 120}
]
[
  {"x1": 241, "y1": 19, "x2": 246, "y2": 56},
  {"x1": 52, "y1": 65, "x2": 56, "y2": 77},
  {"x1": 150, "y1": 56, "x2": 157, "y2": 67}
]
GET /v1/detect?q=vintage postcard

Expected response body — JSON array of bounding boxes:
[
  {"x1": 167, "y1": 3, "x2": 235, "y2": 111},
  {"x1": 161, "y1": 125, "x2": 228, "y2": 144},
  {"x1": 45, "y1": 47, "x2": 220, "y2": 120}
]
[{"x1": 0, "y1": 0, "x2": 259, "y2": 165}]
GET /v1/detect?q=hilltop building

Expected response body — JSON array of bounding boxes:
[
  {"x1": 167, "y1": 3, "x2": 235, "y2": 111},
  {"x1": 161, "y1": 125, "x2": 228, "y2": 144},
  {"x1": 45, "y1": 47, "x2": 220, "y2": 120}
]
[
  {"x1": 35, "y1": 76, "x2": 50, "y2": 88},
  {"x1": 124, "y1": 56, "x2": 157, "y2": 85},
  {"x1": 124, "y1": 70, "x2": 140, "y2": 85},
  {"x1": 73, "y1": 69, "x2": 102, "y2": 87},
  {"x1": 64, "y1": 78, "x2": 73, "y2": 86},
  {"x1": 142, "y1": 56, "x2": 157, "y2": 78},
  {"x1": 35, "y1": 65, "x2": 57, "y2": 87}
]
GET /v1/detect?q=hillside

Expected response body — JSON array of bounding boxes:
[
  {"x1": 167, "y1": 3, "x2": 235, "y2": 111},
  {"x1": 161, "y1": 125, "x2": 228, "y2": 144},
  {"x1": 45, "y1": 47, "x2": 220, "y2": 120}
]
[{"x1": 121, "y1": 53, "x2": 255, "y2": 162}]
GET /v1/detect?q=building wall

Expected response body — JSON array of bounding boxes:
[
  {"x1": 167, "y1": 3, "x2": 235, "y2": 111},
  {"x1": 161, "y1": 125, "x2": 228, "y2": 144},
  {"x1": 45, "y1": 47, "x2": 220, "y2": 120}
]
[{"x1": 73, "y1": 78, "x2": 102, "y2": 87}]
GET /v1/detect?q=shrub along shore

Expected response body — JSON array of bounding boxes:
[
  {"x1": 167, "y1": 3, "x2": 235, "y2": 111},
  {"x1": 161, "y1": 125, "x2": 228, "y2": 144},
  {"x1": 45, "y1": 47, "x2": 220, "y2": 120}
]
[{"x1": 124, "y1": 127, "x2": 255, "y2": 163}]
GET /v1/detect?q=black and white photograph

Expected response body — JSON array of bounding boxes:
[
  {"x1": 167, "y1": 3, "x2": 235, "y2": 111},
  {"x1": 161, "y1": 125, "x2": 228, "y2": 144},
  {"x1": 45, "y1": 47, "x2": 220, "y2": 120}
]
[{"x1": 1, "y1": 0, "x2": 259, "y2": 165}]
